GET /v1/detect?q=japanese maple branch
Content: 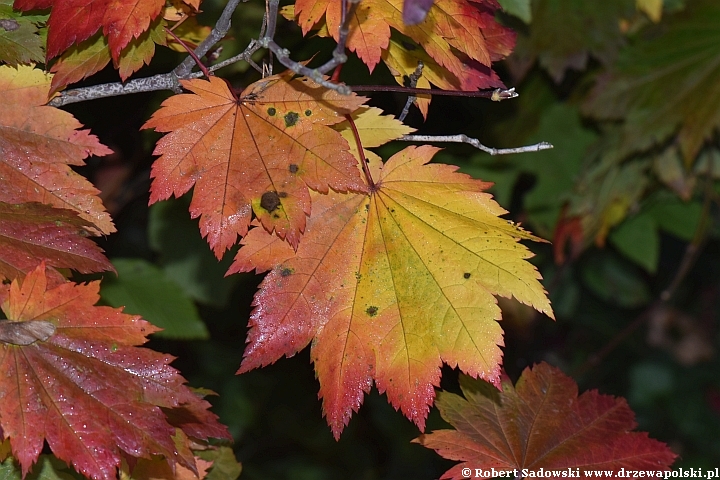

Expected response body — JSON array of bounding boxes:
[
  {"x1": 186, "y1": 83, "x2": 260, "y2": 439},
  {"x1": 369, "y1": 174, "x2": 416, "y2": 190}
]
[
  {"x1": 399, "y1": 134, "x2": 553, "y2": 155},
  {"x1": 48, "y1": 0, "x2": 259, "y2": 107}
]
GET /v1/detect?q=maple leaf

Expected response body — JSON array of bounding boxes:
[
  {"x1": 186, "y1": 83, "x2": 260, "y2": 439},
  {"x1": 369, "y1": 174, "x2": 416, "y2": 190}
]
[
  {"x1": 13, "y1": 0, "x2": 164, "y2": 61},
  {"x1": 0, "y1": 263, "x2": 230, "y2": 480},
  {"x1": 49, "y1": 32, "x2": 111, "y2": 93},
  {"x1": 382, "y1": 36, "x2": 505, "y2": 118},
  {"x1": 0, "y1": 202, "x2": 113, "y2": 285},
  {"x1": 142, "y1": 73, "x2": 367, "y2": 257},
  {"x1": 416, "y1": 362, "x2": 677, "y2": 479},
  {"x1": 583, "y1": 0, "x2": 720, "y2": 164},
  {"x1": 0, "y1": 65, "x2": 115, "y2": 234},
  {"x1": 49, "y1": 16, "x2": 172, "y2": 92},
  {"x1": 294, "y1": 0, "x2": 515, "y2": 79},
  {"x1": 0, "y1": 0, "x2": 47, "y2": 66},
  {"x1": 229, "y1": 146, "x2": 553, "y2": 438}
]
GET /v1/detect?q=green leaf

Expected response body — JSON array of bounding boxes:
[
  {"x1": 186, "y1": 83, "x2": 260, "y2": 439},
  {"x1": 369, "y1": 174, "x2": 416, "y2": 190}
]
[
  {"x1": 100, "y1": 258, "x2": 209, "y2": 340},
  {"x1": 645, "y1": 194, "x2": 702, "y2": 241},
  {"x1": 498, "y1": 0, "x2": 532, "y2": 23},
  {"x1": 581, "y1": 250, "x2": 651, "y2": 308},
  {"x1": 609, "y1": 213, "x2": 659, "y2": 273},
  {"x1": 0, "y1": 455, "x2": 82, "y2": 480},
  {"x1": 0, "y1": 2, "x2": 46, "y2": 66},
  {"x1": 584, "y1": 0, "x2": 720, "y2": 163},
  {"x1": 148, "y1": 197, "x2": 238, "y2": 308},
  {"x1": 513, "y1": 104, "x2": 598, "y2": 237},
  {"x1": 197, "y1": 446, "x2": 242, "y2": 480},
  {"x1": 512, "y1": 0, "x2": 634, "y2": 82}
]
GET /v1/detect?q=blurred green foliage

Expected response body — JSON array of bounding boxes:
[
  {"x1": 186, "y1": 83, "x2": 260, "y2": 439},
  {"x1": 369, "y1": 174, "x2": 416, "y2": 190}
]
[{"x1": 67, "y1": 0, "x2": 720, "y2": 477}]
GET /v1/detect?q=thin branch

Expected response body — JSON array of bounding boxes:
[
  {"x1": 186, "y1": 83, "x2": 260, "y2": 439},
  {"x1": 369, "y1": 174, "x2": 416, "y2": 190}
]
[
  {"x1": 398, "y1": 61, "x2": 424, "y2": 122},
  {"x1": 174, "y1": 0, "x2": 243, "y2": 78},
  {"x1": 316, "y1": 0, "x2": 357, "y2": 74},
  {"x1": 264, "y1": 40, "x2": 352, "y2": 94},
  {"x1": 48, "y1": 74, "x2": 180, "y2": 107},
  {"x1": 48, "y1": 39, "x2": 263, "y2": 107},
  {"x1": 399, "y1": 134, "x2": 553, "y2": 155},
  {"x1": 352, "y1": 85, "x2": 518, "y2": 100}
]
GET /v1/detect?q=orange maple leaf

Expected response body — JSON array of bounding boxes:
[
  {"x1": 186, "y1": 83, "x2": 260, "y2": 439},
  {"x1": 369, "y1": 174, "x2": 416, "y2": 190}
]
[
  {"x1": 0, "y1": 65, "x2": 114, "y2": 234},
  {"x1": 295, "y1": 0, "x2": 515, "y2": 76},
  {"x1": 143, "y1": 73, "x2": 368, "y2": 257},
  {"x1": 229, "y1": 146, "x2": 553, "y2": 438}
]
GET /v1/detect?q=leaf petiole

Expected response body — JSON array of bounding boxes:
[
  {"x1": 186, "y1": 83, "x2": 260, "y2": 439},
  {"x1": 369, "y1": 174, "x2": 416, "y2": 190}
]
[{"x1": 344, "y1": 114, "x2": 375, "y2": 190}]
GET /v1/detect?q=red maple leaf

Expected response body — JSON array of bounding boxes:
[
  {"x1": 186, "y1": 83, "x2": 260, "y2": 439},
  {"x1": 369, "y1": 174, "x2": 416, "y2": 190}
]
[
  {"x1": 417, "y1": 362, "x2": 677, "y2": 479},
  {"x1": 0, "y1": 202, "x2": 113, "y2": 285},
  {"x1": 0, "y1": 264, "x2": 230, "y2": 480},
  {"x1": 14, "y1": 0, "x2": 164, "y2": 60}
]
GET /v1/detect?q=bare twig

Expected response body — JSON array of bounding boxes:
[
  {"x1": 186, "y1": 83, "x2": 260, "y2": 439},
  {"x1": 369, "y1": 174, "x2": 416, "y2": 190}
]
[
  {"x1": 316, "y1": 0, "x2": 357, "y2": 74},
  {"x1": 399, "y1": 134, "x2": 553, "y2": 155},
  {"x1": 48, "y1": 40, "x2": 263, "y2": 107},
  {"x1": 48, "y1": 74, "x2": 180, "y2": 107},
  {"x1": 398, "y1": 61, "x2": 424, "y2": 122},
  {"x1": 352, "y1": 85, "x2": 518, "y2": 100},
  {"x1": 174, "y1": 0, "x2": 243, "y2": 78}
]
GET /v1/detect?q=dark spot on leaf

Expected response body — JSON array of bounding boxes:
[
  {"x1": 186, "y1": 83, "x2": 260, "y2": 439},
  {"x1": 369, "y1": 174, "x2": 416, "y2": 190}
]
[
  {"x1": 401, "y1": 40, "x2": 417, "y2": 51},
  {"x1": 366, "y1": 306, "x2": 378, "y2": 317},
  {"x1": 305, "y1": 109, "x2": 312, "y2": 116},
  {"x1": 0, "y1": 320, "x2": 55, "y2": 346},
  {"x1": 289, "y1": 164, "x2": 299, "y2": 173},
  {"x1": 280, "y1": 267, "x2": 293, "y2": 277},
  {"x1": 0, "y1": 19, "x2": 19, "y2": 32},
  {"x1": 267, "y1": 107, "x2": 276, "y2": 116},
  {"x1": 277, "y1": 191, "x2": 288, "y2": 198},
  {"x1": 464, "y1": 272, "x2": 471, "y2": 279},
  {"x1": 260, "y1": 191, "x2": 281, "y2": 212},
  {"x1": 284, "y1": 111, "x2": 300, "y2": 127}
]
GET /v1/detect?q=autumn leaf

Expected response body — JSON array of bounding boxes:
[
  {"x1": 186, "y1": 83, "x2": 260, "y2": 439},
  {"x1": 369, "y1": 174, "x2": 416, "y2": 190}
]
[
  {"x1": 382, "y1": 36, "x2": 505, "y2": 118},
  {"x1": 294, "y1": 0, "x2": 515, "y2": 79},
  {"x1": 0, "y1": 0, "x2": 47, "y2": 66},
  {"x1": 0, "y1": 263, "x2": 230, "y2": 480},
  {"x1": 0, "y1": 202, "x2": 113, "y2": 285},
  {"x1": 143, "y1": 73, "x2": 367, "y2": 257},
  {"x1": 0, "y1": 65, "x2": 114, "y2": 234},
  {"x1": 416, "y1": 362, "x2": 677, "y2": 479},
  {"x1": 48, "y1": 32, "x2": 110, "y2": 93},
  {"x1": 583, "y1": 0, "x2": 720, "y2": 164},
  {"x1": 229, "y1": 146, "x2": 553, "y2": 438},
  {"x1": 14, "y1": 0, "x2": 164, "y2": 61},
  {"x1": 116, "y1": 16, "x2": 166, "y2": 80}
]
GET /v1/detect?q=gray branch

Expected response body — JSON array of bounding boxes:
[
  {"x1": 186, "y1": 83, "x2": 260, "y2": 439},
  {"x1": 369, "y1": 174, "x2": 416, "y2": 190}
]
[{"x1": 399, "y1": 134, "x2": 554, "y2": 155}]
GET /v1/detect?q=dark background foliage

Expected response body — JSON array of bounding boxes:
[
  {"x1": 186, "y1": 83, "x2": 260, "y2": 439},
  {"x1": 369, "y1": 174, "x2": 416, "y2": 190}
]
[{"x1": 65, "y1": 0, "x2": 720, "y2": 477}]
